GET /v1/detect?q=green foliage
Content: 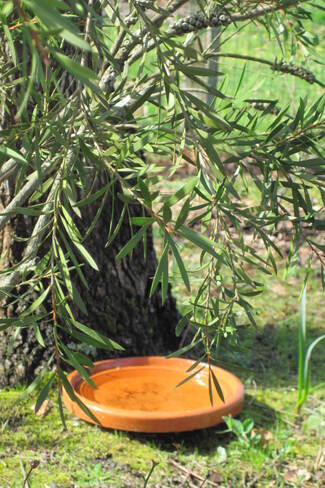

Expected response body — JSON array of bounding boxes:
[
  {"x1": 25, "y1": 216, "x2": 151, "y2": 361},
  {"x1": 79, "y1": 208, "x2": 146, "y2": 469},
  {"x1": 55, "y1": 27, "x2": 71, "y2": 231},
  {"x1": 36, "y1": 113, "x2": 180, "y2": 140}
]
[
  {"x1": 297, "y1": 287, "x2": 325, "y2": 412},
  {"x1": 222, "y1": 415, "x2": 261, "y2": 447},
  {"x1": 0, "y1": 0, "x2": 324, "y2": 416}
]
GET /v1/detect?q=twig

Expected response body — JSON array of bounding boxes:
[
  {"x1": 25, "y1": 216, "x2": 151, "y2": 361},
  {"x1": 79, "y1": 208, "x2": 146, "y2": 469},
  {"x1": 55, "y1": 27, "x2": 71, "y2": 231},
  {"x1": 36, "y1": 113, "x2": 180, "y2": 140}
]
[
  {"x1": 306, "y1": 238, "x2": 325, "y2": 267},
  {"x1": 80, "y1": 0, "x2": 94, "y2": 67},
  {"x1": 0, "y1": 158, "x2": 19, "y2": 184},
  {"x1": 128, "y1": 0, "x2": 306, "y2": 67},
  {"x1": 22, "y1": 460, "x2": 40, "y2": 488},
  {"x1": 20, "y1": 459, "x2": 29, "y2": 488},
  {"x1": 13, "y1": 0, "x2": 49, "y2": 66},
  {"x1": 103, "y1": 0, "x2": 188, "y2": 78},
  {"x1": 169, "y1": 460, "x2": 219, "y2": 487},
  {"x1": 0, "y1": 151, "x2": 74, "y2": 294},
  {"x1": 143, "y1": 460, "x2": 159, "y2": 487},
  {"x1": 0, "y1": 160, "x2": 53, "y2": 231}
]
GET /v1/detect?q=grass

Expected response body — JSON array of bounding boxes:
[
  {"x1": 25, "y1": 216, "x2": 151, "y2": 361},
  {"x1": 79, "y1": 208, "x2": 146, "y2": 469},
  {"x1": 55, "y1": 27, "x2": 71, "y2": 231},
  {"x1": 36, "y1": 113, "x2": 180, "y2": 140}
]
[
  {"x1": 218, "y1": 10, "x2": 325, "y2": 108},
  {"x1": 1, "y1": 254, "x2": 325, "y2": 487}
]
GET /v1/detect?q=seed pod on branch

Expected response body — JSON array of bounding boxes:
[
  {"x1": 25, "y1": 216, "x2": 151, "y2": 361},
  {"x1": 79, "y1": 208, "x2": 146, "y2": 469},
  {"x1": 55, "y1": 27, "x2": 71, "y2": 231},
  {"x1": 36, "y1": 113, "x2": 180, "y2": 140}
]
[
  {"x1": 250, "y1": 102, "x2": 280, "y2": 116},
  {"x1": 272, "y1": 60, "x2": 316, "y2": 84},
  {"x1": 172, "y1": 10, "x2": 231, "y2": 34}
]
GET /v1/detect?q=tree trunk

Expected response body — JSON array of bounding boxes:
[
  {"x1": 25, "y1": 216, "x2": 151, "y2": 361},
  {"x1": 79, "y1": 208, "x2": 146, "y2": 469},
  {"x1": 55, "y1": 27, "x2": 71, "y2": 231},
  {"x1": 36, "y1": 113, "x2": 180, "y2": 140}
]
[
  {"x1": 0, "y1": 20, "x2": 180, "y2": 388},
  {"x1": 0, "y1": 174, "x2": 180, "y2": 387}
]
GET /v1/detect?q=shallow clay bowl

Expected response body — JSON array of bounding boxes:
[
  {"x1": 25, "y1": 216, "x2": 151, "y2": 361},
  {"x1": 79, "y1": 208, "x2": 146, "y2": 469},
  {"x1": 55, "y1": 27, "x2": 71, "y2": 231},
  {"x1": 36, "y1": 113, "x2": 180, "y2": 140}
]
[{"x1": 63, "y1": 356, "x2": 244, "y2": 433}]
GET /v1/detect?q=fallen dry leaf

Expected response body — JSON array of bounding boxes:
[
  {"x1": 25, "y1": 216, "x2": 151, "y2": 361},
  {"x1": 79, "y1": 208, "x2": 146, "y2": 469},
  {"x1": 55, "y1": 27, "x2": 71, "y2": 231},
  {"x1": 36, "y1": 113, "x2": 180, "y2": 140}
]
[
  {"x1": 31, "y1": 399, "x2": 52, "y2": 418},
  {"x1": 284, "y1": 467, "x2": 311, "y2": 484},
  {"x1": 255, "y1": 428, "x2": 274, "y2": 444}
]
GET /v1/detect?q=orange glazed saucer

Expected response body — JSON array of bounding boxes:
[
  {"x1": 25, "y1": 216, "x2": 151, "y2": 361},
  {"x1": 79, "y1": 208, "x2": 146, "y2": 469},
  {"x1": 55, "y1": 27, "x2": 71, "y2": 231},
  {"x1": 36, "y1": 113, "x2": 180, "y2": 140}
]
[{"x1": 62, "y1": 356, "x2": 244, "y2": 433}]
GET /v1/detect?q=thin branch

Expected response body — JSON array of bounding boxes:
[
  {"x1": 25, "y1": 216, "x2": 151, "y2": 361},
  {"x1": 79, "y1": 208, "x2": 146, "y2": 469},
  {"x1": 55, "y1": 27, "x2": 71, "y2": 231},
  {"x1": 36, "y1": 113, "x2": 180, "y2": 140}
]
[
  {"x1": 0, "y1": 152, "x2": 74, "y2": 294},
  {"x1": 23, "y1": 154, "x2": 73, "y2": 260},
  {"x1": 0, "y1": 160, "x2": 53, "y2": 231},
  {"x1": 169, "y1": 460, "x2": 219, "y2": 488},
  {"x1": 13, "y1": 0, "x2": 49, "y2": 65},
  {"x1": 206, "y1": 52, "x2": 325, "y2": 88},
  {"x1": 80, "y1": 0, "x2": 94, "y2": 67},
  {"x1": 103, "y1": 0, "x2": 188, "y2": 79},
  {"x1": 0, "y1": 158, "x2": 19, "y2": 184},
  {"x1": 232, "y1": 0, "x2": 306, "y2": 22},
  {"x1": 128, "y1": 0, "x2": 305, "y2": 66},
  {"x1": 172, "y1": 0, "x2": 306, "y2": 34}
]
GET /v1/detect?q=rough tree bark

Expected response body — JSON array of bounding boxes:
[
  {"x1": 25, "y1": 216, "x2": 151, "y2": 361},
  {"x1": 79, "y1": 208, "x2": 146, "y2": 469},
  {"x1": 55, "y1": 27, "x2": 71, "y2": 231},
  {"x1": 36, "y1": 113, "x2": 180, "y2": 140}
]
[{"x1": 0, "y1": 175, "x2": 180, "y2": 388}]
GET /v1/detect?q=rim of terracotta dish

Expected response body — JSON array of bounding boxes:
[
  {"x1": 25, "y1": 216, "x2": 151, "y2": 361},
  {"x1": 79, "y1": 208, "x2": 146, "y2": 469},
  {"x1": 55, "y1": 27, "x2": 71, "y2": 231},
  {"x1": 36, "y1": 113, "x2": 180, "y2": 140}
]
[{"x1": 66, "y1": 356, "x2": 244, "y2": 420}]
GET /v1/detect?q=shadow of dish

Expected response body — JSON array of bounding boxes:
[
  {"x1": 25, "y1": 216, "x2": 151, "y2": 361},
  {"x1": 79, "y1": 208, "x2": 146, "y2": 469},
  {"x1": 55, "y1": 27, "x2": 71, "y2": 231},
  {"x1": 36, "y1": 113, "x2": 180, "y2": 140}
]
[{"x1": 102, "y1": 395, "x2": 277, "y2": 455}]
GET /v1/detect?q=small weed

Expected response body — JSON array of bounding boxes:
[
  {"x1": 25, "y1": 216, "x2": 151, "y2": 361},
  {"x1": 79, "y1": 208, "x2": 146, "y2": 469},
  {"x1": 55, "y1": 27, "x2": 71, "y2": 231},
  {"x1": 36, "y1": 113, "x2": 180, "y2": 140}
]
[
  {"x1": 297, "y1": 287, "x2": 325, "y2": 412},
  {"x1": 222, "y1": 415, "x2": 261, "y2": 447}
]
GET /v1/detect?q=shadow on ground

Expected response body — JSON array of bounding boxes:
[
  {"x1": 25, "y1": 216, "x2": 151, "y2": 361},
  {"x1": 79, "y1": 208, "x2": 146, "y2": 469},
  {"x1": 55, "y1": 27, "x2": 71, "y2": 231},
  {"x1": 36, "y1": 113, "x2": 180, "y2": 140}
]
[
  {"x1": 117, "y1": 395, "x2": 276, "y2": 455},
  {"x1": 214, "y1": 319, "x2": 325, "y2": 388}
]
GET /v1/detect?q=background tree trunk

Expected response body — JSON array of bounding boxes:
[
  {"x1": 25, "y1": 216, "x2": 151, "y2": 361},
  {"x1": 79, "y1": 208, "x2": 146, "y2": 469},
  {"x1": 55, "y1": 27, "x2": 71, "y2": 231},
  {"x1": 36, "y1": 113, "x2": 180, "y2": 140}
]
[{"x1": 0, "y1": 174, "x2": 180, "y2": 387}]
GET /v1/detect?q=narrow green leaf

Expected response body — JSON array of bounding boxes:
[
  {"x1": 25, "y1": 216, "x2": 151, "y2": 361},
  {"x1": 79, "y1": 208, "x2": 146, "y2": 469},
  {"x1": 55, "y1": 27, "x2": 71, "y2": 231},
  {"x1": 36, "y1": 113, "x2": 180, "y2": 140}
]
[
  {"x1": 162, "y1": 204, "x2": 172, "y2": 224},
  {"x1": 116, "y1": 225, "x2": 148, "y2": 260},
  {"x1": 149, "y1": 242, "x2": 169, "y2": 299},
  {"x1": 130, "y1": 216, "x2": 155, "y2": 226},
  {"x1": 58, "y1": 388, "x2": 67, "y2": 430},
  {"x1": 175, "y1": 366, "x2": 205, "y2": 389},
  {"x1": 175, "y1": 315, "x2": 189, "y2": 337},
  {"x1": 179, "y1": 225, "x2": 219, "y2": 260},
  {"x1": 166, "y1": 339, "x2": 202, "y2": 358},
  {"x1": 71, "y1": 283, "x2": 88, "y2": 316},
  {"x1": 2, "y1": 206, "x2": 51, "y2": 217},
  {"x1": 210, "y1": 367, "x2": 225, "y2": 403},
  {"x1": 0, "y1": 146, "x2": 27, "y2": 165},
  {"x1": 59, "y1": 370, "x2": 100, "y2": 425},
  {"x1": 174, "y1": 198, "x2": 191, "y2": 230},
  {"x1": 163, "y1": 177, "x2": 197, "y2": 208},
  {"x1": 72, "y1": 240, "x2": 99, "y2": 271},
  {"x1": 58, "y1": 246, "x2": 73, "y2": 296},
  {"x1": 58, "y1": 227, "x2": 88, "y2": 289},
  {"x1": 54, "y1": 53, "x2": 98, "y2": 92},
  {"x1": 15, "y1": 366, "x2": 50, "y2": 403},
  {"x1": 33, "y1": 322, "x2": 46, "y2": 348},
  {"x1": 72, "y1": 320, "x2": 124, "y2": 351},
  {"x1": 166, "y1": 233, "x2": 190, "y2": 292},
  {"x1": 60, "y1": 206, "x2": 82, "y2": 241},
  {"x1": 3, "y1": 23, "x2": 16, "y2": 66},
  {"x1": 208, "y1": 368, "x2": 213, "y2": 406},
  {"x1": 17, "y1": 48, "x2": 38, "y2": 119},
  {"x1": 161, "y1": 244, "x2": 169, "y2": 304},
  {"x1": 35, "y1": 373, "x2": 56, "y2": 414},
  {"x1": 61, "y1": 343, "x2": 96, "y2": 388},
  {"x1": 21, "y1": 286, "x2": 50, "y2": 317},
  {"x1": 25, "y1": 0, "x2": 90, "y2": 50}
]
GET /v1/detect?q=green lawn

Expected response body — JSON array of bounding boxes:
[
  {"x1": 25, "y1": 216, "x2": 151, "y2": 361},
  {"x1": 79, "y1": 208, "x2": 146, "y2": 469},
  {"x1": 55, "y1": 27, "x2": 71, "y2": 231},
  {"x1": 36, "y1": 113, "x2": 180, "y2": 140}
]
[
  {"x1": 218, "y1": 8, "x2": 325, "y2": 108},
  {"x1": 1, "y1": 261, "x2": 325, "y2": 487}
]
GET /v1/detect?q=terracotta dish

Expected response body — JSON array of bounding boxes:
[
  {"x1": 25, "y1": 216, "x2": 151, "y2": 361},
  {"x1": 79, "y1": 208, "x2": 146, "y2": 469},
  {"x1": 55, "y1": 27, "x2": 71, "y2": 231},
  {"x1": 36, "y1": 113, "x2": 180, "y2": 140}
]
[{"x1": 63, "y1": 356, "x2": 244, "y2": 432}]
